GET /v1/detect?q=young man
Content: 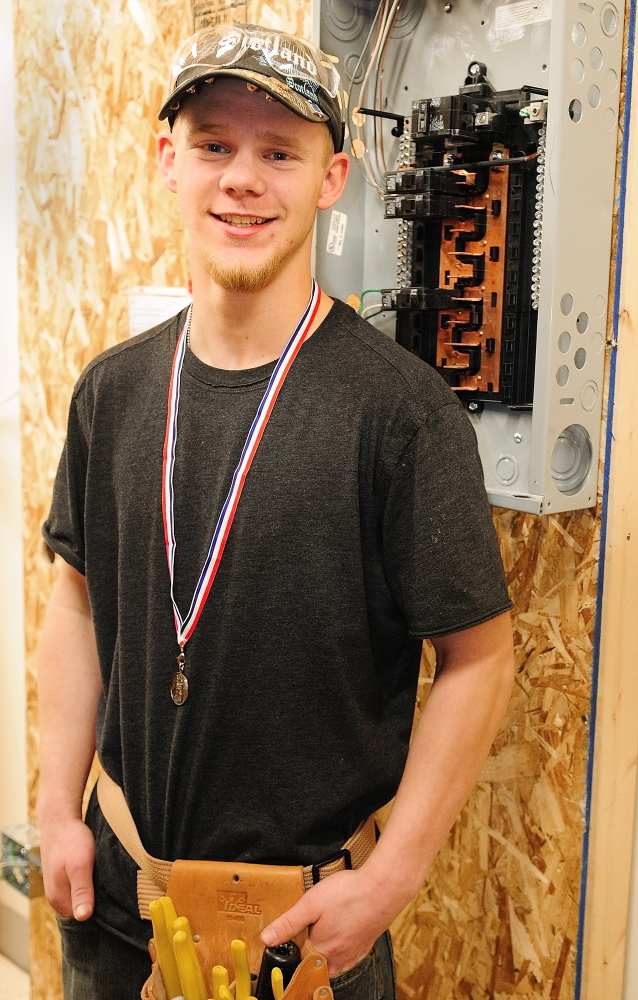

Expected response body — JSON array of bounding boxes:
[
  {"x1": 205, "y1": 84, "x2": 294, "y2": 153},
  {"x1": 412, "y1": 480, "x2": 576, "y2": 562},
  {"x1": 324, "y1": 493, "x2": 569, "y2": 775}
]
[{"x1": 38, "y1": 24, "x2": 515, "y2": 1000}]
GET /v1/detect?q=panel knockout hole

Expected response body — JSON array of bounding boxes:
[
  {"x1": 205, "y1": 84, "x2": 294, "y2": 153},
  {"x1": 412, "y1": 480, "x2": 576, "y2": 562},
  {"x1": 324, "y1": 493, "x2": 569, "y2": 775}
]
[
  {"x1": 588, "y1": 85, "x2": 601, "y2": 108},
  {"x1": 572, "y1": 22, "x2": 587, "y2": 45},
  {"x1": 556, "y1": 365, "x2": 570, "y2": 387},
  {"x1": 560, "y1": 293, "x2": 573, "y2": 315},
  {"x1": 569, "y1": 99, "x2": 583, "y2": 122},
  {"x1": 496, "y1": 455, "x2": 519, "y2": 486},
  {"x1": 570, "y1": 58, "x2": 585, "y2": 83},
  {"x1": 559, "y1": 331, "x2": 571, "y2": 353},
  {"x1": 574, "y1": 347, "x2": 587, "y2": 369},
  {"x1": 576, "y1": 311, "x2": 589, "y2": 333},
  {"x1": 551, "y1": 424, "x2": 592, "y2": 495},
  {"x1": 601, "y1": 3, "x2": 619, "y2": 36},
  {"x1": 590, "y1": 46, "x2": 603, "y2": 70}
]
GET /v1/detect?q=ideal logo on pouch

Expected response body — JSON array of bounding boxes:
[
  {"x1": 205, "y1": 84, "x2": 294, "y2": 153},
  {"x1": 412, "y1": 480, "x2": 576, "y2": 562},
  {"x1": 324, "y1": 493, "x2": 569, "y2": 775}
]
[{"x1": 217, "y1": 891, "x2": 262, "y2": 915}]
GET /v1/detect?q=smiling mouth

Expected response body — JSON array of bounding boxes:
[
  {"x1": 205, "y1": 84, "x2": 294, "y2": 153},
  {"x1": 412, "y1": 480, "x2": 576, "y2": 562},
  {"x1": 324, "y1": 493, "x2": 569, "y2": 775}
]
[{"x1": 215, "y1": 214, "x2": 273, "y2": 227}]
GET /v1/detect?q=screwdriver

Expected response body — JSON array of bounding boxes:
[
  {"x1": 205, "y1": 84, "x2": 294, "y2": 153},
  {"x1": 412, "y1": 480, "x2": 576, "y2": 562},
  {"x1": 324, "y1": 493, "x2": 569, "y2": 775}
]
[
  {"x1": 172, "y1": 917, "x2": 207, "y2": 1000},
  {"x1": 212, "y1": 965, "x2": 230, "y2": 1000},
  {"x1": 161, "y1": 895, "x2": 179, "y2": 931},
  {"x1": 232, "y1": 939, "x2": 252, "y2": 1000},
  {"x1": 149, "y1": 898, "x2": 182, "y2": 1000},
  {"x1": 174, "y1": 930, "x2": 207, "y2": 1000},
  {"x1": 256, "y1": 942, "x2": 300, "y2": 1000},
  {"x1": 271, "y1": 968, "x2": 284, "y2": 1000}
]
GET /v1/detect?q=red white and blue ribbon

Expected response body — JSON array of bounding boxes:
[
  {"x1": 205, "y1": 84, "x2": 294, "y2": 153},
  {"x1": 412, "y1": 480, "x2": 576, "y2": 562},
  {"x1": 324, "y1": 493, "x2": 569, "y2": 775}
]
[{"x1": 162, "y1": 280, "x2": 321, "y2": 647}]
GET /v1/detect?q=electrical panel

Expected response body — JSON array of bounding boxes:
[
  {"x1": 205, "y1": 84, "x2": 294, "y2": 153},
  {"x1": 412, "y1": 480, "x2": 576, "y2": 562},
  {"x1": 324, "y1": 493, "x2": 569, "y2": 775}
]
[{"x1": 316, "y1": 0, "x2": 624, "y2": 515}]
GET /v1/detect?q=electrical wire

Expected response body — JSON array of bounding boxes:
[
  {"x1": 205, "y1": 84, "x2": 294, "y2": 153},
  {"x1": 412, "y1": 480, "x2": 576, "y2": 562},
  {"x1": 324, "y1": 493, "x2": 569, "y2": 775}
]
[
  {"x1": 348, "y1": 0, "x2": 403, "y2": 196},
  {"x1": 346, "y1": 2, "x2": 386, "y2": 190},
  {"x1": 375, "y1": 0, "x2": 401, "y2": 177},
  {"x1": 430, "y1": 152, "x2": 539, "y2": 172},
  {"x1": 358, "y1": 288, "x2": 382, "y2": 312}
]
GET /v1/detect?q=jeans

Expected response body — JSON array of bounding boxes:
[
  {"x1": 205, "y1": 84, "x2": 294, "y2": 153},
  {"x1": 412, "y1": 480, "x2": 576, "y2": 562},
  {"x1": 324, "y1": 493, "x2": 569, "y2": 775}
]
[{"x1": 59, "y1": 916, "x2": 397, "y2": 1000}]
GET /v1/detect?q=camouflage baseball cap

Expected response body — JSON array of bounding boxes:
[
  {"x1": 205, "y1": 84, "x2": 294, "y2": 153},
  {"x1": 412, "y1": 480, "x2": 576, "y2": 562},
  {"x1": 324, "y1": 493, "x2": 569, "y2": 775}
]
[{"x1": 160, "y1": 24, "x2": 345, "y2": 152}]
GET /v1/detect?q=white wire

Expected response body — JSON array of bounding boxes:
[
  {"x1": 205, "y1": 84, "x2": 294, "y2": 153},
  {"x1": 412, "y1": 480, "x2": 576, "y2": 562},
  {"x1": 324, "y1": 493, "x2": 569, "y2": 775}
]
[
  {"x1": 352, "y1": 0, "x2": 402, "y2": 195},
  {"x1": 349, "y1": 1, "x2": 388, "y2": 189},
  {"x1": 361, "y1": 303, "x2": 384, "y2": 319}
]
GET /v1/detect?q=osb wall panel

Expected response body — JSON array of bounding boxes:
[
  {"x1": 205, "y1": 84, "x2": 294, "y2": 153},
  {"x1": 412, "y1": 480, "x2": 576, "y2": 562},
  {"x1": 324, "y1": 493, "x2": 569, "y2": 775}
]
[
  {"x1": 194, "y1": 0, "x2": 312, "y2": 35},
  {"x1": 392, "y1": 508, "x2": 599, "y2": 1000},
  {"x1": 17, "y1": 3, "x2": 608, "y2": 1000},
  {"x1": 16, "y1": 0, "x2": 193, "y2": 994}
]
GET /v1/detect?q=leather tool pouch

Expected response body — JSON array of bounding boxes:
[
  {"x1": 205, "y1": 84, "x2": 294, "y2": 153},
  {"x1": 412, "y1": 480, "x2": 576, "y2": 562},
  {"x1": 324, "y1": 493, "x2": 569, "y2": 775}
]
[
  {"x1": 96, "y1": 768, "x2": 376, "y2": 1000},
  {"x1": 142, "y1": 858, "x2": 330, "y2": 1000}
]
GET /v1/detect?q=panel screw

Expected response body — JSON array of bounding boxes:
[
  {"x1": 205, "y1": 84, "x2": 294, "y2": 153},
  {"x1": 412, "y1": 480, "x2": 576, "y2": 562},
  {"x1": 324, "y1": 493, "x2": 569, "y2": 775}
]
[
  {"x1": 469, "y1": 62, "x2": 481, "y2": 75},
  {"x1": 444, "y1": 2, "x2": 453, "y2": 10},
  {"x1": 514, "y1": 432, "x2": 522, "y2": 443},
  {"x1": 468, "y1": 401, "x2": 479, "y2": 412}
]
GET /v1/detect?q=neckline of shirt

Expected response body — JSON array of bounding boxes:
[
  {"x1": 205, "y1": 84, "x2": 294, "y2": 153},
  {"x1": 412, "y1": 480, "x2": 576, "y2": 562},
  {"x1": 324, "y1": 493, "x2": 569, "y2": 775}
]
[{"x1": 182, "y1": 299, "x2": 339, "y2": 388}]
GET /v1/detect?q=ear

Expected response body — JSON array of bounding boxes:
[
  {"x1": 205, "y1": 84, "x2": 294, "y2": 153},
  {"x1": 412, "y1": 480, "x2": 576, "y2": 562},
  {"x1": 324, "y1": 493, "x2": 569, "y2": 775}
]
[
  {"x1": 317, "y1": 152, "x2": 350, "y2": 211},
  {"x1": 157, "y1": 128, "x2": 178, "y2": 193}
]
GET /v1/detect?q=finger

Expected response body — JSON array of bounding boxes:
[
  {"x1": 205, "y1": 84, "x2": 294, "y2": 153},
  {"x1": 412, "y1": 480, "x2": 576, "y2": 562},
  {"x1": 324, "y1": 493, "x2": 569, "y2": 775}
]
[
  {"x1": 43, "y1": 866, "x2": 73, "y2": 918},
  {"x1": 261, "y1": 895, "x2": 321, "y2": 946},
  {"x1": 67, "y1": 856, "x2": 95, "y2": 920}
]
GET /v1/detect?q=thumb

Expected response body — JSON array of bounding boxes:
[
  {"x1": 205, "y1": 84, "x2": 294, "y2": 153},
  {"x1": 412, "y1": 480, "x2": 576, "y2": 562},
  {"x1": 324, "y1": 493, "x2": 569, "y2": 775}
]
[
  {"x1": 261, "y1": 895, "x2": 320, "y2": 947},
  {"x1": 68, "y1": 860, "x2": 95, "y2": 921}
]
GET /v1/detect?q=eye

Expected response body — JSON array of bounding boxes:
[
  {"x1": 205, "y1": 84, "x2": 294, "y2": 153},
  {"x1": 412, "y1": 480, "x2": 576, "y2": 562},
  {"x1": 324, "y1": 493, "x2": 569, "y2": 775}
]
[
  {"x1": 202, "y1": 142, "x2": 228, "y2": 154},
  {"x1": 267, "y1": 150, "x2": 292, "y2": 161}
]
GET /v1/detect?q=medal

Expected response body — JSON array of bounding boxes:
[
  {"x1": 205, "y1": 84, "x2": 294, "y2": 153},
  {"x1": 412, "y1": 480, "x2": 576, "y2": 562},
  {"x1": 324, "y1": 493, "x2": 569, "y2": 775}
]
[
  {"x1": 170, "y1": 650, "x2": 188, "y2": 705},
  {"x1": 162, "y1": 281, "x2": 321, "y2": 703}
]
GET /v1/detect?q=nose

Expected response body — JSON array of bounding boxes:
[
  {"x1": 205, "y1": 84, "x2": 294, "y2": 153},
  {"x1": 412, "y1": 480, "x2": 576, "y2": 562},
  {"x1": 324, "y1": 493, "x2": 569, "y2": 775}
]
[{"x1": 218, "y1": 148, "x2": 267, "y2": 199}]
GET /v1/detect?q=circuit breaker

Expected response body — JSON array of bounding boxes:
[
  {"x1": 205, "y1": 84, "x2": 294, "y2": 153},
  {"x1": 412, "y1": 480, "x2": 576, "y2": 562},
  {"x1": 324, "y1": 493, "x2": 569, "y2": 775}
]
[
  {"x1": 316, "y1": 0, "x2": 624, "y2": 515},
  {"x1": 379, "y1": 64, "x2": 546, "y2": 409}
]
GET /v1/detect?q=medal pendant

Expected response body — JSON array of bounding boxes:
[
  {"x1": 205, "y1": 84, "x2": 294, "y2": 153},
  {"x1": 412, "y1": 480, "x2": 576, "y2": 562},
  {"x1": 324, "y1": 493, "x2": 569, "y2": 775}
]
[
  {"x1": 171, "y1": 671, "x2": 188, "y2": 705},
  {"x1": 171, "y1": 649, "x2": 188, "y2": 705}
]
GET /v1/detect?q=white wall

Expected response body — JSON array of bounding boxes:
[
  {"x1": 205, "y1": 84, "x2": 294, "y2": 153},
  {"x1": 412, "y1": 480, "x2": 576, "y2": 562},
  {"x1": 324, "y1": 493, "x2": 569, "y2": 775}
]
[{"x1": 0, "y1": 0, "x2": 29, "y2": 951}]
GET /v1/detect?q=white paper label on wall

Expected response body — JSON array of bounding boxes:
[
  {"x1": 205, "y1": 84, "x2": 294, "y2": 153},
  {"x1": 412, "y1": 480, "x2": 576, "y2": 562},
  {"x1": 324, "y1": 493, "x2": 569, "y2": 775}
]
[
  {"x1": 326, "y1": 210, "x2": 348, "y2": 257},
  {"x1": 127, "y1": 287, "x2": 192, "y2": 337},
  {"x1": 495, "y1": 0, "x2": 551, "y2": 31}
]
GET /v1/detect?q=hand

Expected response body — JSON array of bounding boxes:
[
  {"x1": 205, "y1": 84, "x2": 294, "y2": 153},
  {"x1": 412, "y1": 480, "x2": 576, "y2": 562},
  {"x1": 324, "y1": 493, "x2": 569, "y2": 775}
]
[
  {"x1": 260, "y1": 868, "x2": 402, "y2": 976},
  {"x1": 39, "y1": 816, "x2": 95, "y2": 920}
]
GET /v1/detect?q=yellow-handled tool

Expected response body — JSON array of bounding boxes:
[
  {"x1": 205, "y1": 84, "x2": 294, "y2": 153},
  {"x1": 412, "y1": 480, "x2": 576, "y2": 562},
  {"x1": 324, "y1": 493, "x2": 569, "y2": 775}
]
[
  {"x1": 271, "y1": 967, "x2": 284, "y2": 1000},
  {"x1": 149, "y1": 898, "x2": 182, "y2": 1000},
  {"x1": 231, "y1": 939, "x2": 252, "y2": 1000},
  {"x1": 172, "y1": 917, "x2": 207, "y2": 1000},
  {"x1": 174, "y1": 930, "x2": 206, "y2": 1000},
  {"x1": 161, "y1": 894, "x2": 179, "y2": 930},
  {"x1": 212, "y1": 965, "x2": 230, "y2": 1000}
]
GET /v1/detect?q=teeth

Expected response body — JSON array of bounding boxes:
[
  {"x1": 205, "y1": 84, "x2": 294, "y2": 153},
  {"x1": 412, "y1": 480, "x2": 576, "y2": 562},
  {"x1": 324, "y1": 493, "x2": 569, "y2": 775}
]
[{"x1": 219, "y1": 214, "x2": 269, "y2": 226}]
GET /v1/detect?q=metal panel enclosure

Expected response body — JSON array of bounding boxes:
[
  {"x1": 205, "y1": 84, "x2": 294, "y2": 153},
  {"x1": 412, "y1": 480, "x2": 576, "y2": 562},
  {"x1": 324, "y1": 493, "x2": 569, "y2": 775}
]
[{"x1": 316, "y1": 0, "x2": 623, "y2": 514}]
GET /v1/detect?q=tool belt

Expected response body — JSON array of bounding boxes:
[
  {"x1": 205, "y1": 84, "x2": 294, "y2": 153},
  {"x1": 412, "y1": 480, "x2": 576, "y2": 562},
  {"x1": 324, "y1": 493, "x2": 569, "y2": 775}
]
[{"x1": 96, "y1": 769, "x2": 377, "y2": 1000}]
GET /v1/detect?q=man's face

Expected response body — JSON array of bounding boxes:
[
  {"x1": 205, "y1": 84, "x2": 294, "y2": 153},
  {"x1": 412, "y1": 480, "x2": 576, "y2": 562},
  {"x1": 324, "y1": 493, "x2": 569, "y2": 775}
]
[{"x1": 157, "y1": 78, "x2": 348, "y2": 293}]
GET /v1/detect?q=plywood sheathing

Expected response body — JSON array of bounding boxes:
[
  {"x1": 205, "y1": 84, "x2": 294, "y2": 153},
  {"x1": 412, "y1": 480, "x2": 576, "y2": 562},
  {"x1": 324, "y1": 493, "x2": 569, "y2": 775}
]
[
  {"x1": 193, "y1": 0, "x2": 312, "y2": 36},
  {"x1": 391, "y1": 509, "x2": 599, "y2": 1000},
  {"x1": 16, "y1": 0, "x2": 193, "y2": 995}
]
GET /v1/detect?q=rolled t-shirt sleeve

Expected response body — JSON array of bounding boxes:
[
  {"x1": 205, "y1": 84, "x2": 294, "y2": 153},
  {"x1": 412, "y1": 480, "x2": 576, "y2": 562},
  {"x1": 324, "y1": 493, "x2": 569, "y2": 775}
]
[
  {"x1": 383, "y1": 400, "x2": 512, "y2": 638},
  {"x1": 42, "y1": 394, "x2": 88, "y2": 575}
]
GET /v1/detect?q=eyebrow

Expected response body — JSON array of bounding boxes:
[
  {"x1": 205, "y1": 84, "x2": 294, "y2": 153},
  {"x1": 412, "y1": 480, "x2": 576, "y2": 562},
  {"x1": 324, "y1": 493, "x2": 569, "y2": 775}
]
[{"x1": 188, "y1": 122, "x2": 308, "y2": 154}]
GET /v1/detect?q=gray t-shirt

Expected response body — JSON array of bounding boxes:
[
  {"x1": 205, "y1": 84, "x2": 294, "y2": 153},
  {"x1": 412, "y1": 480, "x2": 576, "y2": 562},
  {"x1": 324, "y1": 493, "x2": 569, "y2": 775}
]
[{"x1": 44, "y1": 299, "x2": 512, "y2": 948}]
